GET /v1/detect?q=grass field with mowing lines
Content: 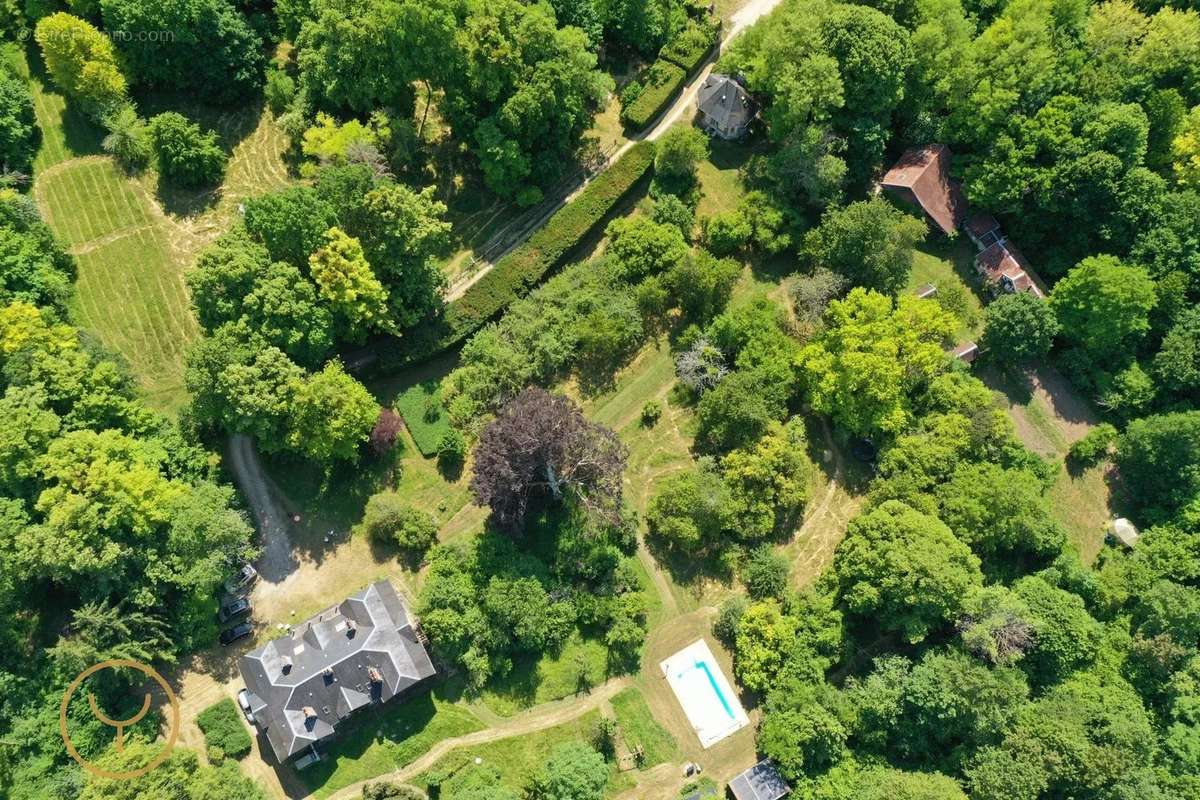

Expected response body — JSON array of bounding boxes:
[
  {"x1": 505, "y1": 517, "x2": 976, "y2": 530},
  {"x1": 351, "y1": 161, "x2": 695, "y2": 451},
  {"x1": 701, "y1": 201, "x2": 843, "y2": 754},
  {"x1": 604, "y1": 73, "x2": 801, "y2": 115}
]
[
  {"x1": 25, "y1": 51, "x2": 293, "y2": 413},
  {"x1": 610, "y1": 686, "x2": 679, "y2": 767}
]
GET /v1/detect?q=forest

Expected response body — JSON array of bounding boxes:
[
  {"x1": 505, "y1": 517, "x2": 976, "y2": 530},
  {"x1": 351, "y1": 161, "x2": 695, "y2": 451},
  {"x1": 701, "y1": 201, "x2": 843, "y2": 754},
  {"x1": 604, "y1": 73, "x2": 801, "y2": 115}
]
[{"x1": 0, "y1": 0, "x2": 1199, "y2": 798}]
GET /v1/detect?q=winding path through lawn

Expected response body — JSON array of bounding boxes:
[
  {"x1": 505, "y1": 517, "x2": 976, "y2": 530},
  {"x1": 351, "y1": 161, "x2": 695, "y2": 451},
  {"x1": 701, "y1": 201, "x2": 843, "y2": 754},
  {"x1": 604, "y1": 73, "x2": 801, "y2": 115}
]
[
  {"x1": 445, "y1": 0, "x2": 785, "y2": 303},
  {"x1": 323, "y1": 677, "x2": 633, "y2": 800}
]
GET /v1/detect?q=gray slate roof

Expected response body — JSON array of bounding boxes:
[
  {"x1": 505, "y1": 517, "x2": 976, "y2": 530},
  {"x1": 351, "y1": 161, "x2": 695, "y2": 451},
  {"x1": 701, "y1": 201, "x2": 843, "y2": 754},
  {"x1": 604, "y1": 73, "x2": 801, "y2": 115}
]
[
  {"x1": 728, "y1": 760, "x2": 790, "y2": 800},
  {"x1": 239, "y1": 580, "x2": 435, "y2": 762},
  {"x1": 697, "y1": 74, "x2": 754, "y2": 131}
]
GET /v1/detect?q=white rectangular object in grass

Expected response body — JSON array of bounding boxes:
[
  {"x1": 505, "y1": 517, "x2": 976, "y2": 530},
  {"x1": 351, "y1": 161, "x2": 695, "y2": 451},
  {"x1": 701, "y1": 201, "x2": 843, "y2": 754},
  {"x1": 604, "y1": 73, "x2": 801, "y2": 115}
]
[{"x1": 660, "y1": 638, "x2": 749, "y2": 748}]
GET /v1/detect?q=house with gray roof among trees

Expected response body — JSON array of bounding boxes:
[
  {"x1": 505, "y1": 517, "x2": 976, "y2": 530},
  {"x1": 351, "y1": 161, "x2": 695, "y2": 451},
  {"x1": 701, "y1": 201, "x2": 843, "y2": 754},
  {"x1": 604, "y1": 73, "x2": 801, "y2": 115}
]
[
  {"x1": 238, "y1": 580, "x2": 436, "y2": 764},
  {"x1": 697, "y1": 74, "x2": 755, "y2": 139}
]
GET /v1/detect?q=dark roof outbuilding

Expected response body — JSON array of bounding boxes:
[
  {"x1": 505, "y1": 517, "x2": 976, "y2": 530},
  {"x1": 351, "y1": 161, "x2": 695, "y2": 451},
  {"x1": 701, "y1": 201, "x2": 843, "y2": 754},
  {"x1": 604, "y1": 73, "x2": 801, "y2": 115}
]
[{"x1": 728, "y1": 760, "x2": 790, "y2": 800}]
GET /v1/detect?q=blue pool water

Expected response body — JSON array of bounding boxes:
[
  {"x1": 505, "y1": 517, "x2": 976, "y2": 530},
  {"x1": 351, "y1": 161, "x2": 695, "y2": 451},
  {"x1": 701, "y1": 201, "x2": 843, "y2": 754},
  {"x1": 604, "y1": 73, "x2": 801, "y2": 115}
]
[{"x1": 694, "y1": 659, "x2": 735, "y2": 719}]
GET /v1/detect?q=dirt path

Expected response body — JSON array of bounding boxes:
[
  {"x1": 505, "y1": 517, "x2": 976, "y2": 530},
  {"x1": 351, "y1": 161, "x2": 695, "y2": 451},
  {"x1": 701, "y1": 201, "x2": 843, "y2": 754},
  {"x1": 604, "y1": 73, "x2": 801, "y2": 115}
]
[
  {"x1": 323, "y1": 677, "x2": 633, "y2": 800},
  {"x1": 227, "y1": 434, "x2": 299, "y2": 582},
  {"x1": 445, "y1": 0, "x2": 785, "y2": 303}
]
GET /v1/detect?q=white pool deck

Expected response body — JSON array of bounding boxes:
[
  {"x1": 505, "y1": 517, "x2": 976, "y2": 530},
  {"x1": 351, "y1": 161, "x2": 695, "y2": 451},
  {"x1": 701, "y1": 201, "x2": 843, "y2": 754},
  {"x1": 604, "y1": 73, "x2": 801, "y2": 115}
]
[{"x1": 660, "y1": 638, "x2": 750, "y2": 748}]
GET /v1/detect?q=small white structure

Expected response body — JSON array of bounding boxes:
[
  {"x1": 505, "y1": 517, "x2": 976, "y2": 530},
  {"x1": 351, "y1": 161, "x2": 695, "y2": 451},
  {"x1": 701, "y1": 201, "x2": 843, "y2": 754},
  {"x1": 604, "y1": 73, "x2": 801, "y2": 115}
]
[
  {"x1": 1109, "y1": 517, "x2": 1140, "y2": 548},
  {"x1": 660, "y1": 639, "x2": 749, "y2": 748}
]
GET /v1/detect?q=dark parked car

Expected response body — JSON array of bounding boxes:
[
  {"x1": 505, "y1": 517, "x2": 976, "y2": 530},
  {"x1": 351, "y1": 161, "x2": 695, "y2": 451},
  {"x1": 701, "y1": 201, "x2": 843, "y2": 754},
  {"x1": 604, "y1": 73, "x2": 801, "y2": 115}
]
[
  {"x1": 218, "y1": 596, "x2": 251, "y2": 623},
  {"x1": 219, "y1": 621, "x2": 253, "y2": 645},
  {"x1": 223, "y1": 564, "x2": 258, "y2": 595}
]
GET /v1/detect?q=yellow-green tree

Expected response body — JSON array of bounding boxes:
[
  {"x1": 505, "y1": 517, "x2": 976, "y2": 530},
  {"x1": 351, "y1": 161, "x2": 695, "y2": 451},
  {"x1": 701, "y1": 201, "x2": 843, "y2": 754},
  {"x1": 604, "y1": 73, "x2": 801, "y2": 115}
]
[
  {"x1": 1172, "y1": 105, "x2": 1200, "y2": 188},
  {"x1": 34, "y1": 13, "x2": 126, "y2": 112},
  {"x1": 308, "y1": 226, "x2": 392, "y2": 340}
]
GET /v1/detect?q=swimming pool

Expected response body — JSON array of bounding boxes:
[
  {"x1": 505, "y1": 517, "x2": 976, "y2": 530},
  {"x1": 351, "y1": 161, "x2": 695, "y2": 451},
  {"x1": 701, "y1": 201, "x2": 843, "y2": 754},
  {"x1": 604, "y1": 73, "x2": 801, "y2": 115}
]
[{"x1": 660, "y1": 639, "x2": 750, "y2": 748}]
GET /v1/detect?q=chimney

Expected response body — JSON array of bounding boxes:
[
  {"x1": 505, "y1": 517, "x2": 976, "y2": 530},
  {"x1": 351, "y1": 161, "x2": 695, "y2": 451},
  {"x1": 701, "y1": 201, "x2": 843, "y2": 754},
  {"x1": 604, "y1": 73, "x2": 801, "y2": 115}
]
[
  {"x1": 280, "y1": 656, "x2": 293, "y2": 673},
  {"x1": 302, "y1": 706, "x2": 317, "y2": 720},
  {"x1": 346, "y1": 619, "x2": 357, "y2": 636},
  {"x1": 368, "y1": 667, "x2": 383, "y2": 684}
]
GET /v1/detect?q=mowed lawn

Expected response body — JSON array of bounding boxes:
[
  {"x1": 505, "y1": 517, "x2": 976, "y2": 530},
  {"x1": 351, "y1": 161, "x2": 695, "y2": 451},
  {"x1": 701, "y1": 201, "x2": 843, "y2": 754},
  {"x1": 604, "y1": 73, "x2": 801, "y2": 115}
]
[{"x1": 25, "y1": 53, "x2": 292, "y2": 414}]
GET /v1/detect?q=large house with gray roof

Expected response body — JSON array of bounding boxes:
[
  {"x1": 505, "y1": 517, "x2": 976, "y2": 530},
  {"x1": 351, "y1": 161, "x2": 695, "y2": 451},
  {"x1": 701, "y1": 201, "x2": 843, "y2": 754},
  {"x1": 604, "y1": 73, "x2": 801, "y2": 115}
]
[
  {"x1": 697, "y1": 74, "x2": 755, "y2": 139},
  {"x1": 238, "y1": 580, "x2": 436, "y2": 763}
]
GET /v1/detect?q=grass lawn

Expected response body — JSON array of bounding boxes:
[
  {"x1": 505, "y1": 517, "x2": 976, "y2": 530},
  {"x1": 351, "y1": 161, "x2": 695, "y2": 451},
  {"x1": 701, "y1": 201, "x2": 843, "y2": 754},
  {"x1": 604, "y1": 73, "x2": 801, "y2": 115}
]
[
  {"x1": 907, "y1": 237, "x2": 986, "y2": 341},
  {"x1": 299, "y1": 685, "x2": 484, "y2": 800},
  {"x1": 414, "y1": 709, "x2": 634, "y2": 797},
  {"x1": 694, "y1": 136, "x2": 757, "y2": 220},
  {"x1": 23, "y1": 49, "x2": 292, "y2": 414},
  {"x1": 610, "y1": 687, "x2": 679, "y2": 767}
]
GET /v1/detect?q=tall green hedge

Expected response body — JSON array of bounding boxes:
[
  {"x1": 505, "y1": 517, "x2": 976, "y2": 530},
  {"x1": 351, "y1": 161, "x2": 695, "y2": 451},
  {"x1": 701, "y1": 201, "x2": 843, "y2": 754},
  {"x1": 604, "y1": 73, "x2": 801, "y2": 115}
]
[
  {"x1": 196, "y1": 698, "x2": 252, "y2": 760},
  {"x1": 621, "y1": 61, "x2": 687, "y2": 131},
  {"x1": 385, "y1": 141, "x2": 656, "y2": 368},
  {"x1": 660, "y1": 18, "x2": 720, "y2": 73}
]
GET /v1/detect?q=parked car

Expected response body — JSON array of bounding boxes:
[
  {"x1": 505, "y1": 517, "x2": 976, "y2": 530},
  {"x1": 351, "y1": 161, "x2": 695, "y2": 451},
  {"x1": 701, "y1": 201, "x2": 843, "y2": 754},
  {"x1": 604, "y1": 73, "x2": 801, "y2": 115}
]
[
  {"x1": 218, "y1": 596, "x2": 251, "y2": 623},
  {"x1": 236, "y1": 689, "x2": 255, "y2": 723},
  {"x1": 223, "y1": 564, "x2": 258, "y2": 595},
  {"x1": 219, "y1": 621, "x2": 253, "y2": 645}
]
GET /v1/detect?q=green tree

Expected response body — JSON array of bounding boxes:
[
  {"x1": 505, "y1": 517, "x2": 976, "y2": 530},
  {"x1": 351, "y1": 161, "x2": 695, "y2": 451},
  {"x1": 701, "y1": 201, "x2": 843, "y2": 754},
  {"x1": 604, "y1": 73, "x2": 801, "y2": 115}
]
[
  {"x1": 802, "y1": 198, "x2": 926, "y2": 296},
  {"x1": 1154, "y1": 306, "x2": 1200, "y2": 395},
  {"x1": 1117, "y1": 411, "x2": 1200, "y2": 518},
  {"x1": 243, "y1": 186, "x2": 338, "y2": 268},
  {"x1": 35, "y1": 12, "x2": 127, "y2": 112},
  {"x1": 350, "y1": 182, "x2": 450, "y2": 328},
  {"x1": 833, "y1": 500, "x2": 982, "y2": 642},
  {"x1": 740, "y1": 547, "x2": 791, "y2": 600},
  {"x1": 308, "y1": 227, "x2": 393, "y2": 340},
  {"x1": 0, "y1": 65, "x2": 36, "y2": 174},
  {"x1": 722, "y1": 417, "x2": 812, "y2": 541},
  {"x1": 1050, "y1": 255, "x2": 1156, "y2": 359},
  {"x1": 959, "y1": 585, "x2": 1037, "y2": 666},
  {"x1": 604, "y1": 216, "x2": 689, "y2": 281},
  {"x1": 101, "y1": 105, "x2": 152, "y2": 170},
  {"x1": 99, "y1": 0, "x2": 265, "y2": 104},
  {"x1": 694, "y1": 368, "x2": 789, "y2": 453},
  {"x1": 980, "y1": 292, "x2": 1059, "y2": 363},
  {"x1": 288, "y1": 361, "x2": 380, "y2": 464},
  {"x1": 528, "y1": 741, "x2": 609, "y2": 800},
  {"x1": 735, "y1": 598, "x2": 800, "y2": 693},
  {"x1": 935, "y1": 463, "x2": 1066, "y2": 576},
  {"x1": 654, "y1": 124, "x2": 708, "y2": 180},
  {"x1": 666, "y1": 252, "x2": 740, "y2": 321},
  {"x1": 361, "y1": 492, "x2": 438, "y2": 555},
  {"x1": 797, "y1": 288, "x2": 955, "y2": 435},
  {"x1": 148, "y1": 112, "x2": 228, "y2": 188},
  {"x1": 758, "y1": 680, "x2": 848, "y2": 780},
  {"x1": 1012, "y1": 575, "x2": 1101, "y2": 686},
  {"x1": 646, "y1": 462, "x2": 733, "y2": 553}
]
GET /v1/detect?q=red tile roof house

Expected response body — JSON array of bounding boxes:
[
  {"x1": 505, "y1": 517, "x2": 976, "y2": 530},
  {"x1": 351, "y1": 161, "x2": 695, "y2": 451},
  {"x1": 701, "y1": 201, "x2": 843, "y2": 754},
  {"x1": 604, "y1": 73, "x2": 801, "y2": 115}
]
[
  {"x1": 975, "y1": 239, "x2": 1047, "y2": 299},
  {"x1": 880, "y1": 144, "x2": 968, "y2": 235}
]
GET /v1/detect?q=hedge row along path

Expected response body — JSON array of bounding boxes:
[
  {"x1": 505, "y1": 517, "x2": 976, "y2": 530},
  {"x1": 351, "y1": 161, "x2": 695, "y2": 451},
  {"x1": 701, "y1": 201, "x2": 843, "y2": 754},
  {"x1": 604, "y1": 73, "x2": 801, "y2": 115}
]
[{"x1": 444, "y1": 0, "x2": 785, "y2": 304}]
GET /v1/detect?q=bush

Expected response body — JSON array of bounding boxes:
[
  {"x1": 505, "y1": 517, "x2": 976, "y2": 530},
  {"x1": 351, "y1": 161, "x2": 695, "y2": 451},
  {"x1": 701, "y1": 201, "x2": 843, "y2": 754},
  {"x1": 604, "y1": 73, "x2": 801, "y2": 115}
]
[
  {"x1": 621, "y1": 61, "x2": 686, "y2": 131},
  {"x1": 713, "y1": 594, "x2": 748, "y2": 643},
  {"x1": 149, "y1": 112, "x2": 227, "y2": 187},
  {"x1": 1068, "y1": 423, "x2": 1118, "y2": 466},
  {"x1": 361, "y1": 492, "x2": 438, "y2": 554},
  {"x1": 659, "y1": 17, "x2": 720, "y2": 73},
  {"x1": 741, "y1": 547, "x2": 790, "y2": 599},
  {"x1": 436, "y1": 428, "x2": 468, "y2": 473},
  {"x1": 206, "y1": 745, "x2": 224, "y2": 765},
  {"x1": 641, "y1": 399, "x2": 663, "y2": 426},
  {"x1": 391, "y1": 141, "x2": 656, "y2": 365},
  {"x1": 701, "y1": 209, "x2": 752, "y2": 255},
  {"x1": 196, "y1": 699, "x2": 251, "y2": 760},
  {"x1": 264, "y1": 69, "x2": 296, "y2": 116}
]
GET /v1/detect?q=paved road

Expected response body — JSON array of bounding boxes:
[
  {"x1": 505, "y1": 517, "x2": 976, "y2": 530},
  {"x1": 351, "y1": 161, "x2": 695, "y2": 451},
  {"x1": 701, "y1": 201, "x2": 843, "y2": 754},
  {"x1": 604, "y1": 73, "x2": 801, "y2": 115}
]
[{"x1": 446, "y1": 0, "x2": 785, "y2": 303}]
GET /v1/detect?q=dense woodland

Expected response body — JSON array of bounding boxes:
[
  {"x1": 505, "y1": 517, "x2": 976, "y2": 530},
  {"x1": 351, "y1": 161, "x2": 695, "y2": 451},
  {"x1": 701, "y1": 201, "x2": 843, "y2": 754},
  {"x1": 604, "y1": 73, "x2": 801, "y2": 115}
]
[{"x1": 0, "y1": 0, "x2": 1199, "y2": 798}]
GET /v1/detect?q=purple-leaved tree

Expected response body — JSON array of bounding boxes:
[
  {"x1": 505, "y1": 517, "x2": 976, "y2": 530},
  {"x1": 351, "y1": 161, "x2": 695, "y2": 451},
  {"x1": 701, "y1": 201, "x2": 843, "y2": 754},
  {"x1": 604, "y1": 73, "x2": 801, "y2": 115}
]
[{"x1": 470, "y1": 387, "x2": 627, "y2": 532}]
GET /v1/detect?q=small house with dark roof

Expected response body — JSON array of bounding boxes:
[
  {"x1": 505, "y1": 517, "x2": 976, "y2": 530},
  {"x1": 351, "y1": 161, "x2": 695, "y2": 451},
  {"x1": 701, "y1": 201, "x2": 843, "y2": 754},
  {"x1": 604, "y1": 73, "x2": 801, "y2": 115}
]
[
  {"x1": 881, "y1": 144, "x2": 967, "y2": 236},
  {"x1": 728, "y1": 760, "x2": 790, "y2": 800},
  {"x1": 697, "y1": 74, "x2": 755, "y2": 140},
  {"x1": 238, "y1": 580, "x2": 435, "y2": 764}
]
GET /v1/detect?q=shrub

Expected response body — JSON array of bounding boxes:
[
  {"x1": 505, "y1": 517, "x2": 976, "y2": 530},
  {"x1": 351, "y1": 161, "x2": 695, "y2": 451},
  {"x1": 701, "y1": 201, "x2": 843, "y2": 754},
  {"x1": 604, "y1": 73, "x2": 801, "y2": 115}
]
[
  {"x1": 149, "y1": 112, "x2": 227, "y2": 187},
  {"x1": 741, "y1": 547, "x2": 790, "y2": 599},
  {"x1": 196, "y1": 699, "x2": 251, "y2": 760},
  {"x1": 621, "y1": 61, "x2": 686, "y2": 131},
  {"x1": 361, "y1": 491, "x2": 438, "y2": 554},
  {"x1": 1068, "y1": 423, "x2": 1118, "y2": 466},
  {"x1": 264, "y1": 69, "x2": 296, "y2": 116},
  {"x1": 701, "y1": 209, "x2": 752, "y2": 255},
  {"x1": 369, "y1": 408, "x2": 404, "y2": 456},
  {"x1": 391, "y1": 141, "x2": 656, "y2": 365},
  {"x1": 714, "y1": 594, "x2": 748, "y2": 643},
  {"x1": 101, "y1": 104, "x2": 152, "y2": 170},
  {"x1": 437, "y1": 428, "x2": 467, "y2": 473},
  {"x1": 641, "y1": 399, "x2": 663, "y2": 426},
  {"x1": 206, "y1": 745, "x2": 224, "y2": 765},
  {"x1": 659, "y1": 17, "x2": 720, "y2": 73}
]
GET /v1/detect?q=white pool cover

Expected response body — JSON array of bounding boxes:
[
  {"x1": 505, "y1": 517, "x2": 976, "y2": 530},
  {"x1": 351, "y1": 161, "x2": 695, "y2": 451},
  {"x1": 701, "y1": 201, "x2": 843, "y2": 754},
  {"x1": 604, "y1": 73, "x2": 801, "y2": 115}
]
[{"x1": 660, "y1": 638, "x2": 750, "y2": 748}]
